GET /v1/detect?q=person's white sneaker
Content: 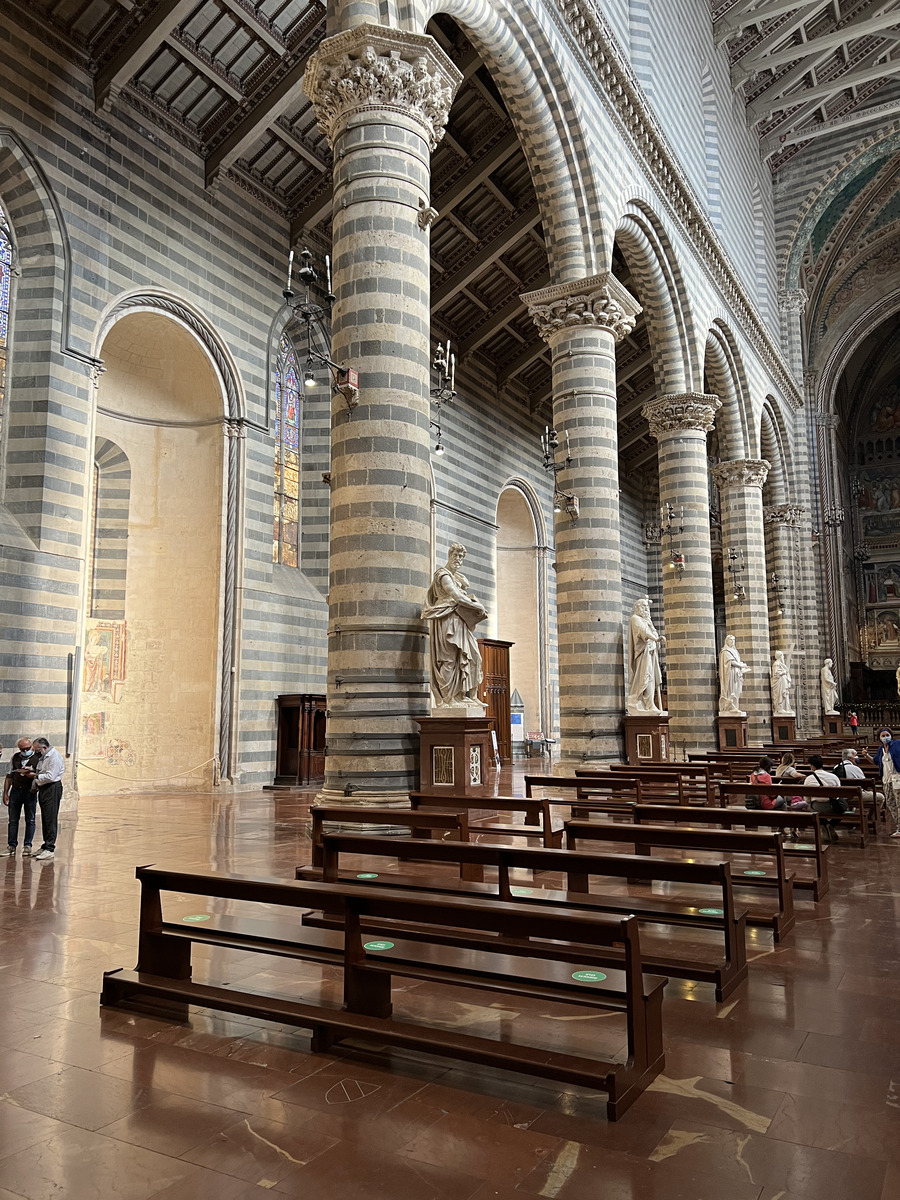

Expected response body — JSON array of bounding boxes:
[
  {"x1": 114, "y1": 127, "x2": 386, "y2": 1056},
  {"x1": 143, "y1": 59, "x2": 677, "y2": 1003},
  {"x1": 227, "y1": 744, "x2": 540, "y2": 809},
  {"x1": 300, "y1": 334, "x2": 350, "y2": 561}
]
[
  {"x1": 32, "y1": 849, "x2": 54, "y2": 861},
  {"x1": 0, "y1": 846, "x2": 15, "y2": 857}
]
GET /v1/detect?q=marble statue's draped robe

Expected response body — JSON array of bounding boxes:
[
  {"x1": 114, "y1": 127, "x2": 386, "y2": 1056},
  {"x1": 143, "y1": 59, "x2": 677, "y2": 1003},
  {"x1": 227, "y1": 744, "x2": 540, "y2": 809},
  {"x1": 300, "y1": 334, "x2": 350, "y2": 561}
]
[
  {"x1": 422, "y1": 567, "x2": 487, "y2": 705},
  {"x1": 627, "y1": 611, "x2": 663, "y2": 714}
]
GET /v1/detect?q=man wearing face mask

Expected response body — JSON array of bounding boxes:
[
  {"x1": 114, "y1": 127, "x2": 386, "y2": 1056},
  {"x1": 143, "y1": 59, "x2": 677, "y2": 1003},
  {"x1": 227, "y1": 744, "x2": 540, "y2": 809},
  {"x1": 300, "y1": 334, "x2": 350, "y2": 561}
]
[
  {"x1": 1, "y1": 738, "x2": 40, "y2": 857},
  {"x1": 874, "y1": 728, "x2": 900, "y2": 838}
]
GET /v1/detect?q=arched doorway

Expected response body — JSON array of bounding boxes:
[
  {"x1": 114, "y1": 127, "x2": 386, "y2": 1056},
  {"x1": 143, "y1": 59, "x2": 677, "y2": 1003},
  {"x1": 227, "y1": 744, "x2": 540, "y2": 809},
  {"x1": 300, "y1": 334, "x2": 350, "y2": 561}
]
[
  {"x1": 496, "y1": 485, "x2": 546, "y2": 741},
  {"x1": 80, "y1": 311, "x2": 225, "y2": 792}
]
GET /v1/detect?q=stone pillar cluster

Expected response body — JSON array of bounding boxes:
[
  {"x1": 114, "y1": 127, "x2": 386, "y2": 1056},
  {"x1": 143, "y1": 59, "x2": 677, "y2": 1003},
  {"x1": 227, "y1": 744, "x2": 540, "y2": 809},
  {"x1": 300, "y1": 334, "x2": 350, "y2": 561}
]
[
  {"x1": 712, "y1": 459, "x2": 771, "y2": 743},
  {"x1": 643, "y1": 393, "x2": 721, "y2": 753},
  {"x1": 522, "y1": 274, "x2": 641, "y2": 761},
  {"x1": 304, "y1": 24, "x2": 461, "y2": 804}
]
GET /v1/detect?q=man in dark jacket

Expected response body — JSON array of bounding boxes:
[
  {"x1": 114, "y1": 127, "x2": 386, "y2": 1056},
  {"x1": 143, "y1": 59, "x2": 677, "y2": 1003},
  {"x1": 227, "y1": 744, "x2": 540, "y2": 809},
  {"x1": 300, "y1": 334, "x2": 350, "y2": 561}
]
[{"x1": 1, "y1": 738, "x2": 40, "y2": 856}]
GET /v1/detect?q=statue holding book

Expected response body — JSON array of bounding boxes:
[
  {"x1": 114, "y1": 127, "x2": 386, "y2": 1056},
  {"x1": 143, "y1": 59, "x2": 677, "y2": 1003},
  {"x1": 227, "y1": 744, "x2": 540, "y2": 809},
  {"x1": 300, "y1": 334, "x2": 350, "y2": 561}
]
[{"x1": 423, "y1": 543, "x2": 488, "y2": 707}]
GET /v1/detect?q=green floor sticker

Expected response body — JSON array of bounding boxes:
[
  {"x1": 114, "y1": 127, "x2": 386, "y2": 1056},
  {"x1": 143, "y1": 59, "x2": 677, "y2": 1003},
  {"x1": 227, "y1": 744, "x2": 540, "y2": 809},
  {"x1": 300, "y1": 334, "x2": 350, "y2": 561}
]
[
  {"x1": 356, "y1": 872, "x2": 378, "y2": 879},
  {"x1": 182, "y1": 914, "x2": 211, "y2": 923},
  {"x1": 363, "y1": 940, "x2": 395, "y2": 951},
  {"x1": 511, "y1": 887, "x2": 534, "y2": 896},
  {"x1": 572, "y1": 970, "x2": 607, "y2": 983},
  {"x1": 698, "y1": 908, "x2": 724, "y2": 916},
  {"x1": 743, "y1": 870, "x2": 767, "y2": 876},
  {"x1": 794, "y1": 843, "x2": 815, "y2": 850}
]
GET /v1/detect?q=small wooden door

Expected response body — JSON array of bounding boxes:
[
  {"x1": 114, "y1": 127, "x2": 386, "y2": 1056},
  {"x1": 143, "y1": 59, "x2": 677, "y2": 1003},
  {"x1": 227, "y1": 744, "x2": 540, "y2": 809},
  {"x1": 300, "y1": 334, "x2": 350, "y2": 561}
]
[
  {"x1": 275, "y1": 694, "x2": 326, "y2": 785},
  {"x1": 477, "y1": 639, "x2": 513, "y2": 764}
]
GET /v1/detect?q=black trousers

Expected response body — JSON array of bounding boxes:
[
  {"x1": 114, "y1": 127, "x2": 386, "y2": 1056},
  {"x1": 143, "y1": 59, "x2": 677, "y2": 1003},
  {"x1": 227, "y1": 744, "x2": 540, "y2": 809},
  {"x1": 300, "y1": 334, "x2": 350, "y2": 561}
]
[{"x1": 38, "y1": 781, "x2": 62, "y2": 851}]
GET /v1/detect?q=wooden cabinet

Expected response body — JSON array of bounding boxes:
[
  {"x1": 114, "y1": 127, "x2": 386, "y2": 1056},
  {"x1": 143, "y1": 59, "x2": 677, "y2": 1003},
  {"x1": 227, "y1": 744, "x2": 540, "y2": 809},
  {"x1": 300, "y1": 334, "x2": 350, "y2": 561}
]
[
  {"x1": 274, "y1": 694, "x2": 326, "y2": 785},
  {"x1": 477, "y1": 638, "x2": 513, "y2": 764}
]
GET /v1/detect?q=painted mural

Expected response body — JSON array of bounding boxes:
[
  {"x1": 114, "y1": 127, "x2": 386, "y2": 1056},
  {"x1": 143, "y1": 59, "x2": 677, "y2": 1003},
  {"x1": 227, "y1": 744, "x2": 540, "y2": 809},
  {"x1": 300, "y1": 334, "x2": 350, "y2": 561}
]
[{"x1": 79, "y1": 618, "x2": 128, "y2": 763}]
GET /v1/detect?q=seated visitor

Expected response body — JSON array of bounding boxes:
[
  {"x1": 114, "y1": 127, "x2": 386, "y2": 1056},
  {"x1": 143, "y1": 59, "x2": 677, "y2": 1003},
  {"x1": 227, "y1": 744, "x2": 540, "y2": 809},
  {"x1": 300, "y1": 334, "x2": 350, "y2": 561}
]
[
  {"x1": 747, "y1": 757, "x2": 786, "y2": 810},
  {"x1": 804, "y1": 753, "x2": 844, "y2": 842}
]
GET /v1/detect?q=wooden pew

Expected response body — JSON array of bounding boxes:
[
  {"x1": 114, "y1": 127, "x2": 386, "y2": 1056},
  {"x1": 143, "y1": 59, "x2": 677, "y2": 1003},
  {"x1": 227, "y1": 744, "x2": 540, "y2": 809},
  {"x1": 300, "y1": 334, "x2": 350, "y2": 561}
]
[
  {"x1": 409, "y1": 792, "x2": 563, "y2": 847},
  {"x1": 524, "y1": 774, "x2": 642, "y2": 818},
  {"x1": 604, "y1": 764, "x2": 715, "y2": 807},
  {"x1": 306, "y1": 833, "x2": 747, "y2": 1002},
  {"x1": 716, "y1": 781, "x2": 873, "y2": 847},
  {"x1": 309, "y1": 806, "x2": 481, "y2": 882},
  {"x1": 630, "y1": 802, "x2": 829, "y2": 901},
  {"x1": 102, "y1": 866, "x2": 666, "y2": 1120},
  {"x1": 565, "y1": 819, "x2": 795, "y2": 941}
]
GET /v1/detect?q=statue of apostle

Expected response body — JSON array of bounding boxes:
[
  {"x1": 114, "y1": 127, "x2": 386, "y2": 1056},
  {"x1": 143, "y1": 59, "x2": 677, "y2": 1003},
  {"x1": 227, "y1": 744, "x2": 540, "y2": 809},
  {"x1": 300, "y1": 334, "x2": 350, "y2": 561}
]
[
  {"x1": 422, "y1": 543, "x2": 488, "y2": 707},
  {"x1": 820, "y1": 658, "x2": 839, "y2": 715},
  {"x1": 718, "y1": 634, "x2": 750, "y2": 715},
  {"x1": 626, "y1": 597, "x2": 666, "y2": 715},
  {"x1": 770, "y1": 649, "x2": 794, "y2": 716}
]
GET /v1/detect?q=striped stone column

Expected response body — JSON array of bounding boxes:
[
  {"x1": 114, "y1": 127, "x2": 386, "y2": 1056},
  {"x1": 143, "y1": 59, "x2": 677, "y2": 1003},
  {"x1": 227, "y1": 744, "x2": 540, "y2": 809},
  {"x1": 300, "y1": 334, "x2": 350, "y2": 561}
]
[
  {"x1": 521, "y1": 274, "x2": 641, "y2": 762},
  {"x1": 777, "y1": 289, "x2": 807, "y2": 383},
  {"x1": 711, "y1": 460, "x2": 772, "y2": 743},
  {"x1": 764, "y1": 503, "x2": 805, "y2": 698},
  {"x1": 643, "y1": 393, "x2": 721, "y2": 754},
  {"x1": 304, "y1": 26, "x2": 462, "y2": 805}
]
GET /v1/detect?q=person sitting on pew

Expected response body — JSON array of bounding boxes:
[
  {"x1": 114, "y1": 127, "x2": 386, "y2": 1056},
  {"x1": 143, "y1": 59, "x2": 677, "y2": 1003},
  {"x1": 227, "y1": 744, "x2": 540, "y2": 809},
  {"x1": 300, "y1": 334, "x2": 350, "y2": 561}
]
[
  {"x1": 746, "y1": 757, "x2": 786, "y2": 810},
  {"x1": 775, "y1": 752, "x2": 803, "y2": 782},
  {"x1": 804, "y1": 754, "x2": 844, "y2": 842},
  {"x1": 834, "y1": 748, "x2": 883, "y2": 820}
]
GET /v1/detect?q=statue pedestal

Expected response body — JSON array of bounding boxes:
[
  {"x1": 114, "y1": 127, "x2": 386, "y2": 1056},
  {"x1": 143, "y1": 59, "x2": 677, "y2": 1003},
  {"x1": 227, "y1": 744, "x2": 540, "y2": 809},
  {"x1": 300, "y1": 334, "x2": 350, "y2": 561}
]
[
  {"x1": 624, "y1": 714, "x2": 669, "y2": 765},
  {"x1": 717, "y1": 714, "x2": 748, "y2": 751},
  {"x1": 771, "y1": 715, "x2": 797, "y2": 743},
  {"x1": 416, "y1": 716, "x2": 496, "y2": 797},
  {"x1": 823, "y1": 713, "x2": 843, "y2": 738}
]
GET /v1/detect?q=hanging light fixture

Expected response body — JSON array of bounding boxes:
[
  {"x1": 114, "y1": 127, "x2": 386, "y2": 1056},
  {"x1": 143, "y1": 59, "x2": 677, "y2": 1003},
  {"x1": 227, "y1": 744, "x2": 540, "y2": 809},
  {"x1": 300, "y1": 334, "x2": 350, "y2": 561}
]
[
  {"x1": 430, "y1": 339, "x2": 456, "y2": 454},
  {"x1": 283, "y1": 247, "x2": 359, "y2": 413},
  {"x1": 303, "y1": 361, "x2": 316, "y2": 389}
]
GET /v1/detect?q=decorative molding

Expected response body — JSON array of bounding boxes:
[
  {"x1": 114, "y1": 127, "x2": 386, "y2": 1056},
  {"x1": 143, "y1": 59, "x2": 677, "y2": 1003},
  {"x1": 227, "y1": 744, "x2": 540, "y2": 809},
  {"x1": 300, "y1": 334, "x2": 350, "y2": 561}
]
[
  {"x1": 303, "y1": 24, "x2": 462, "y2": 151},
  {"x1": 642, "y1": 392, "x2": 722, "y2": 438},
  {"x1": 711, "y1": 459, "x2": 770, "y2": 491},
  {"x1": 521, "y1": 272, "x2": 641, "y2": 344},
  {"x1": 417, "y1": 198, "x2": 439, "y2": 229},
  {"x1": 815, "y1": 411, "x2": 839, "y2": 428},
  {"x1": 765, "y1": 504, "x2": 805, "y2": 527},
  {"x1": 550, "y1": 0, "x2": 801, "y2": 409},
  {"x1": 778, "y1": 289, "x2": 808, "y2": 315}
]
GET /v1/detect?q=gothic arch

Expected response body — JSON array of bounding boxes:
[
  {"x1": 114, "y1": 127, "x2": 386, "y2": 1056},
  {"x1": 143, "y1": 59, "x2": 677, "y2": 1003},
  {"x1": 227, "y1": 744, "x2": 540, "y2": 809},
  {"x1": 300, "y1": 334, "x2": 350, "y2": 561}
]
[
  {"x1": 92, "y1": 292, "x2": 246, "y2": 781},
  {"x1": 760, "y1": 402, "x2": 789, "y2": 506}
]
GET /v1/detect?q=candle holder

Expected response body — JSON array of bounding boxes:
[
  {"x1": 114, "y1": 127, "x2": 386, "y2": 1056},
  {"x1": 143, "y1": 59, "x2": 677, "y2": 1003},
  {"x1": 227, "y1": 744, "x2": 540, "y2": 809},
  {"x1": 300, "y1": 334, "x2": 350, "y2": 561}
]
[
  {"x1": 661, "y1": 503, "x2": 685, "y2": 574},
  {"x1": 283, "y1": 247, "x2": 358, "y2": 414},
  {"x1": 430, "y1": 339, "x2": 456, "y2": 456},
  {"x1": 540, "y1": 425, "x2": 579, "y2": 524},
  {"x1": 727, "y1": 546, "x2": 746, "y2": 602}
]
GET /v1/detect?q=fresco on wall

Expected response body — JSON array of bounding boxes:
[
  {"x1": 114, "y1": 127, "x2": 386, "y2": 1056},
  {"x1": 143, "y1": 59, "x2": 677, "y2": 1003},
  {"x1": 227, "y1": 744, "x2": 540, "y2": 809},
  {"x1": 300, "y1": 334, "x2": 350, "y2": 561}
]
[{"x1": 80, "y1": 619, "x2": 127, "y2": 766}]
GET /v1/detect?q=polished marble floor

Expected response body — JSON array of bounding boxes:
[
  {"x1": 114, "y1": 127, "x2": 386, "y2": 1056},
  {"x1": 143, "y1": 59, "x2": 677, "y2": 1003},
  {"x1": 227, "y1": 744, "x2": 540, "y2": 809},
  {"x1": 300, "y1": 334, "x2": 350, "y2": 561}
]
[{"x1": 0, "y1": 771, "x2": 898, "y2": 1200}]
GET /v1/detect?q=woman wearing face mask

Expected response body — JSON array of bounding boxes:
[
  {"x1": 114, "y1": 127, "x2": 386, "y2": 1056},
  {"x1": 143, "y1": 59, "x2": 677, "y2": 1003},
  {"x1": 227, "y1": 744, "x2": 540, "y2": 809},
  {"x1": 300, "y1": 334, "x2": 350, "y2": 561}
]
[{"x1": 874, "y1": 728, "x2": 900, "y2": 837}]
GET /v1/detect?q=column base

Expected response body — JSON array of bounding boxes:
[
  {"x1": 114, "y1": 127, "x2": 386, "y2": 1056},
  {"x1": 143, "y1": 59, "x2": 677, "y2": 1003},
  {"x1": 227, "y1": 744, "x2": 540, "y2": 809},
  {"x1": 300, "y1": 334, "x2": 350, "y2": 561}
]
[
  {"x1": 624, "y1": 714, "x2": 670, "y2": 765},
  {"x1": 415, "y1": 717, "x2": 498, "y2": 797},
  {"x1": 823, "y1": 713, "x2": 844, "y2": 738},
  {"x1": 771, "y1": 715, "x2": 797, "y2": 743},
  {"x1": 717, "y1": 714, "x2": 749, "y2": 751}
]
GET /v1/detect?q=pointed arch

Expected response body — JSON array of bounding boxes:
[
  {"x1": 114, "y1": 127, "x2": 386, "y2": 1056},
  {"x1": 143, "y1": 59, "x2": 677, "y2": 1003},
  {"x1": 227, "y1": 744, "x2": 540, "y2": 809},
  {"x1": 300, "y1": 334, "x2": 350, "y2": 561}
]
[{"x1": 760, "y1": 401, "x2": 789, "y2": 506}]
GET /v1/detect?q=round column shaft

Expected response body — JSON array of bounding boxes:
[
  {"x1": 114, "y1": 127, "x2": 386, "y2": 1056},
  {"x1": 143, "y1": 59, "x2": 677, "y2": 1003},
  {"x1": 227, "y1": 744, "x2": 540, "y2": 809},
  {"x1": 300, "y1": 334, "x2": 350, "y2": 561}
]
[
  {"x1": 522, "y1": 275, "x2": 641, "y2": 762},
  {"x1": 711, "y1": 459, "x2": 772, "y2": 743},
  {"x1": 643, "y1": 393, "x2": 721, "y2": 754},
  {"x1": 304, "y1": 25, "x2": 461, "y2": 804}
]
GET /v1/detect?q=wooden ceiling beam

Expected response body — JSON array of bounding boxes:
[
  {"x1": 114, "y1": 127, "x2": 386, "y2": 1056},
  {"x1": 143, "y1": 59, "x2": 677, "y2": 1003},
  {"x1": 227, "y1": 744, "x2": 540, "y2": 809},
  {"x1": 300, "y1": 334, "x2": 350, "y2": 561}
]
[
  {"x1": 431, "y1": 202, "x2": 542, "y2": 308},
  {"x1": 165, "y1": 32, "x2": 243, "y2": 101},
  {"x1": 218, "y1": 0, "x2": 286, "y2": 55},
  {"x1": 95, "y1": 0, "x2": 202, "y2": 109}
]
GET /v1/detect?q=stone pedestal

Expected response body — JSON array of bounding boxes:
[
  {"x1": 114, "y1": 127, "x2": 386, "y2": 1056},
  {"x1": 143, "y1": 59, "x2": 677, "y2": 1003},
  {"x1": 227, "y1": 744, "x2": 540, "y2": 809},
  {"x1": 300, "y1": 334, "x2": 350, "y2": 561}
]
[
  {"x1": 717, "y1": 714, "x2": 749, "y2": 750},
  {"x1": 416, "y1": 716, "x2": 496, "y2": 797},
  {"x1": 823, "y1": 713, "x2": 843, "y2": 738},
  {"x1": 624, "y1": 714, "x2": 670, "y2": 765},
  {"x1": 771, "y1": 715, "x2": 797, "y2": 743}
]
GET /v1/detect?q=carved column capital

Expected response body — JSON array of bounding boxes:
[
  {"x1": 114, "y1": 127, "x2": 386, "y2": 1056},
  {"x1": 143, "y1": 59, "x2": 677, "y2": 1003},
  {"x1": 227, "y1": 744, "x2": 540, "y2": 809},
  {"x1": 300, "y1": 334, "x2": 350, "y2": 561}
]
[
  {"x1": 303, "y1": 24, "x2": 463, "y2": 151},
  {"x1": 710, "y1": 459, "x2": 770, "y2": 491},
  {"x1": 778, "y1": 288, "x2": 808, "y2": 315},
  {"x1": 764, "y1": 503, "x2": 805, "y2": 527},
  {"x1": 643, "y1": 392, "x2": 721, "y2": 439},
  {"x1": 520, "y1": 272, "x2": 641, "y2": 344},
  {"x1": 814, "y1": 411, "x2": 839, "y2": 429}
]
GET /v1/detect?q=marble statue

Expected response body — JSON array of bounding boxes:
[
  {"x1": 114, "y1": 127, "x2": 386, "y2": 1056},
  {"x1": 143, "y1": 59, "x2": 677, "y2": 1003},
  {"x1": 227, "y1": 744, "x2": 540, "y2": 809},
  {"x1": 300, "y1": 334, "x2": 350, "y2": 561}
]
[
  {"x1": 422, "y1": 543, "x2": 488, "y2": 707},
  {"x1": 820, "y1": 658, "x2": 839, "y2": 714},
  {"x1": 895, "y1": 663, "x2": 900, "y2": 698},
  {"x1": 626, "y1": 597, "x2": 666, "y2": 715},
  {"x1": 718, "y1": 634, "x2": 750, "y2": 715},
  {"x1": 770, "y1": 650, "x2": 794, "y2": 716}
]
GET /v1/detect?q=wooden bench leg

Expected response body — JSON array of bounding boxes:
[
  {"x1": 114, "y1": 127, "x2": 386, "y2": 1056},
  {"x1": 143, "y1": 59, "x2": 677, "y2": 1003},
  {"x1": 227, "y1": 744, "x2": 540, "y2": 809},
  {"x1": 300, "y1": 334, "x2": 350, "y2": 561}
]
[{"x1": 344, "y1": 966, "x2": 392, "y2": 1019}]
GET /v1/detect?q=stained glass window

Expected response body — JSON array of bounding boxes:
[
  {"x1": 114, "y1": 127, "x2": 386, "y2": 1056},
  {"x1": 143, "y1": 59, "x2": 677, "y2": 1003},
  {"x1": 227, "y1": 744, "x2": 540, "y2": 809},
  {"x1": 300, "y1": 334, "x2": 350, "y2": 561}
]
[
  {"x1": 0, "y1": 206, "x2": 11, "y2": 436},
  {"x1": 273, "y1": 335, "x2": 301, "y2": 566}
]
